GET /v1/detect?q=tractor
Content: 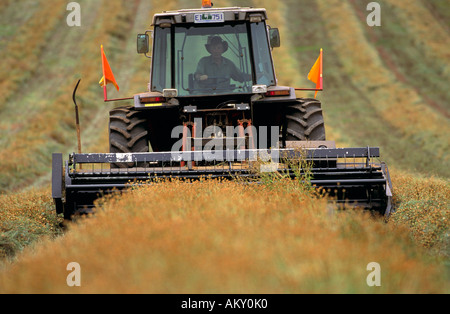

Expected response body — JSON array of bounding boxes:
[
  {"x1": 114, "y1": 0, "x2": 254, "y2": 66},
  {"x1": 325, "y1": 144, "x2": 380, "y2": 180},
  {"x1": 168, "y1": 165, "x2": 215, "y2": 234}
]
[{"x1": 52, "y1": 1, "x2": 393, "y2": 219}]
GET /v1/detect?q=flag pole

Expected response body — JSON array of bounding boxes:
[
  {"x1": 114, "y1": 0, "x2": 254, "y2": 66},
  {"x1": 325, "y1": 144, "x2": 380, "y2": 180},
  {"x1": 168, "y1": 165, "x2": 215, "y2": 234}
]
[
  {"x1": 103, "y1": 85, "x2": 107, "y2": 102},
  {"x1": 319, "y1": 48, "x2": 323, "y2": 91},
  {"x1": 314, "y1": 48, "x2": 323, "y2": 98},
  {"x1": 101, "y1": 45, "x2": 107, "y2": 102}
]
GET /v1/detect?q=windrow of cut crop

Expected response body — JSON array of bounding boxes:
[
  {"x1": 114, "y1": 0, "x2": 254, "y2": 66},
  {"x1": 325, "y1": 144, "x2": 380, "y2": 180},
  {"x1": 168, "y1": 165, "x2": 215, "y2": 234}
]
[
  {"x1": 0, "y1": 0, "x2": 66, "y2": 108},
  {"x1": 252, "y1": 0, "x2": 304, "y2": 88},
  {"x1": 383, "y1": 0, "x2": 450, "y2": 78},
  {"x1": 421, "y1": 0, "x2": 450, "y2": 34},
  {"x1": 0, "y1": 1, "x2": 142, "y2": 191},
  {"x1": 314, "y1": 0, "x2": 449, "y2": 177},
  {"x1": 0, "y1": 0, "x2": 12, "y2": 13},
  {"x1": 284, "y1": 0, "x2": 430, "y2": 176},
  {"x1": 347, "y1": 0, "x2": 449, "y2": 118}
]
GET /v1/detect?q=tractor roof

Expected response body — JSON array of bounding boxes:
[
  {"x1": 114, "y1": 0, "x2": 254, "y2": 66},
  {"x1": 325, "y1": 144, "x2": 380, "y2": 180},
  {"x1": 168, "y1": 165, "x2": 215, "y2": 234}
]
[{"x1": 152, "y1": 7, "x2": 268, "y2": 26}]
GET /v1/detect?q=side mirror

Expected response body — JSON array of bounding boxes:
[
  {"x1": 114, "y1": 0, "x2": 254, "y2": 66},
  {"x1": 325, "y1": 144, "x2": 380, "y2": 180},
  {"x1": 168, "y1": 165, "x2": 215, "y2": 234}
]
[
  {"x1": 269, "y1": 28, "x2": 281, "y2": 48},
  {"x1": 137, "y1": 34, "x2": 149, "y2": 54}
]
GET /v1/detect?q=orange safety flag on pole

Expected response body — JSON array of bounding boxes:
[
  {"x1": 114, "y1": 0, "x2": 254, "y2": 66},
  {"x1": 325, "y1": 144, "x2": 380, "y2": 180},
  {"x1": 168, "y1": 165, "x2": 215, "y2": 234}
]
[
  {"x1": 99, "y1": 45, "x2": 119, "y2": 91},
  {"x1": 307, "y1": 48, "x2": 323, "y2": 98}
]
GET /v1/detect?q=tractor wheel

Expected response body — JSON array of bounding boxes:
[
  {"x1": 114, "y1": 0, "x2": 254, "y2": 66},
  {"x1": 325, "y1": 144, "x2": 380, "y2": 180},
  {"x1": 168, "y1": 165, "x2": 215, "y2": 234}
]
[
  {"x1": 284, "y1": 98, "x2": 326, "y2": 142},
  {"x1": 109, "y1": 106, "x2": 149, "y2": 168}
]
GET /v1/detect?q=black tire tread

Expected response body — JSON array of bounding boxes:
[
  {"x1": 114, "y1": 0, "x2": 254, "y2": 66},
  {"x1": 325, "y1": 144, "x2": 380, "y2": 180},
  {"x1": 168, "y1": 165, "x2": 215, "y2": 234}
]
[
  {"x1": 109, "y1": 106, "x2": 149, "y2": 168},
  {"x1": 284, "y1": 98, "x2": 326, "y2": 142}
]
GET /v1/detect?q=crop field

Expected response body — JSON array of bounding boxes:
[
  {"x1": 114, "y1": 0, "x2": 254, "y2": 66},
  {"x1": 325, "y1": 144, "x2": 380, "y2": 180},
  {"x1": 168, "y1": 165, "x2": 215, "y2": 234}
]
[{"x1": 0, "y1": 0, "x2": 448, "y2": 294}]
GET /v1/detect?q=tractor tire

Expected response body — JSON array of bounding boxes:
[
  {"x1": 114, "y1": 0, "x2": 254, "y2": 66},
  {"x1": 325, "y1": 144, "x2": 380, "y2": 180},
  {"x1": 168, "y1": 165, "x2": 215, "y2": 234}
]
[
  {"x1": 284, "y1": 98, "x2": 326, "y2": 142},
  {"x1": 109, "y1": 107, "x2": 149, "y2": 168}
]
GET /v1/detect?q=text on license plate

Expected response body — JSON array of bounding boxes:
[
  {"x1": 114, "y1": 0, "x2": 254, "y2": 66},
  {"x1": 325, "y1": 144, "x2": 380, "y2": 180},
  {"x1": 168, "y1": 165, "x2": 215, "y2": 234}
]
[{"x1": 194, "y1": 12, "x2": 224, "y2": 23}]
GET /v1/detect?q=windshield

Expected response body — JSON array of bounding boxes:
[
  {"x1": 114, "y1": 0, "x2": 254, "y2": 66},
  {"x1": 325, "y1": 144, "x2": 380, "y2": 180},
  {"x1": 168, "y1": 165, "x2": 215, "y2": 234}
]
[{"x1": 151, "y1": 22, "x2": 275, "y2": 96}]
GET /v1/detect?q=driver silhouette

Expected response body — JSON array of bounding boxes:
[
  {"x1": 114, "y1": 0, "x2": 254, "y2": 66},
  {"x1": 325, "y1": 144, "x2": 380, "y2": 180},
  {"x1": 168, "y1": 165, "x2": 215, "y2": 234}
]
[{"x1": 195, "y1": 36, "x2": 251, "y2": 90}]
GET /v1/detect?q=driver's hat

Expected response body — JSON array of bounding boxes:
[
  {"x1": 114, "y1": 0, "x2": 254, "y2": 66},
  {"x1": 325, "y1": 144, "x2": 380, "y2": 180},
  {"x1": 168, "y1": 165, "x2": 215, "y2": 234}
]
[{"x1": 205, "y1": 36, "x2": 228, "y2": 54}]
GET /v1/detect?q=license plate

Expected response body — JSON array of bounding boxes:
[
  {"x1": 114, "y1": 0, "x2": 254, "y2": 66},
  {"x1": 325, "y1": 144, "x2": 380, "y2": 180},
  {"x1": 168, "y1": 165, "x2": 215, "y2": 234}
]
[{"x1": 194, "y1": 12, "x2": 224, "y2": 23}]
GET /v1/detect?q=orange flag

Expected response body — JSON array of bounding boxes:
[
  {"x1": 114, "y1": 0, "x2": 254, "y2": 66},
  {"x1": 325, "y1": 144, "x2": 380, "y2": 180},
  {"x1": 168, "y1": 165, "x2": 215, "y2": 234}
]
[
  {"x1": 99, "y1": 45, "x2": 119, "y2": 91},
  {"x1": 307, "y1": 48, "x2": 323, "y2": 98}
]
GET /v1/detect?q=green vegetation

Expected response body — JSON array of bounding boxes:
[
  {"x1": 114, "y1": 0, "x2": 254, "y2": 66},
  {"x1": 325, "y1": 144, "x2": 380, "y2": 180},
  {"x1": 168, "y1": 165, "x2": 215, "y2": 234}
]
[
  {"x1": 0, "y1": 188, "x2": 63, "y2": 260},
  {"x1": 389, "y1": 171, "x2": 449, "y2": 255}
]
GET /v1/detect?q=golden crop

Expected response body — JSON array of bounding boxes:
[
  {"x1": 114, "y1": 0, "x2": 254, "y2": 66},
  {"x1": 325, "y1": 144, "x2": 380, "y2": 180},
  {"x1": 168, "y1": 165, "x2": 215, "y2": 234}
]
[{"x1": 0, "y1": 176, "x2": 448, "y2": 293}]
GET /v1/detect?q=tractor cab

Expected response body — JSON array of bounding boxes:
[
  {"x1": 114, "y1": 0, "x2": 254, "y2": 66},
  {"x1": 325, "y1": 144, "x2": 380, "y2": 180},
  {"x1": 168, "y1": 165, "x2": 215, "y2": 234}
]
[{"x1": 137, "y1": 5, "x2": 281, "y2": 98}]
